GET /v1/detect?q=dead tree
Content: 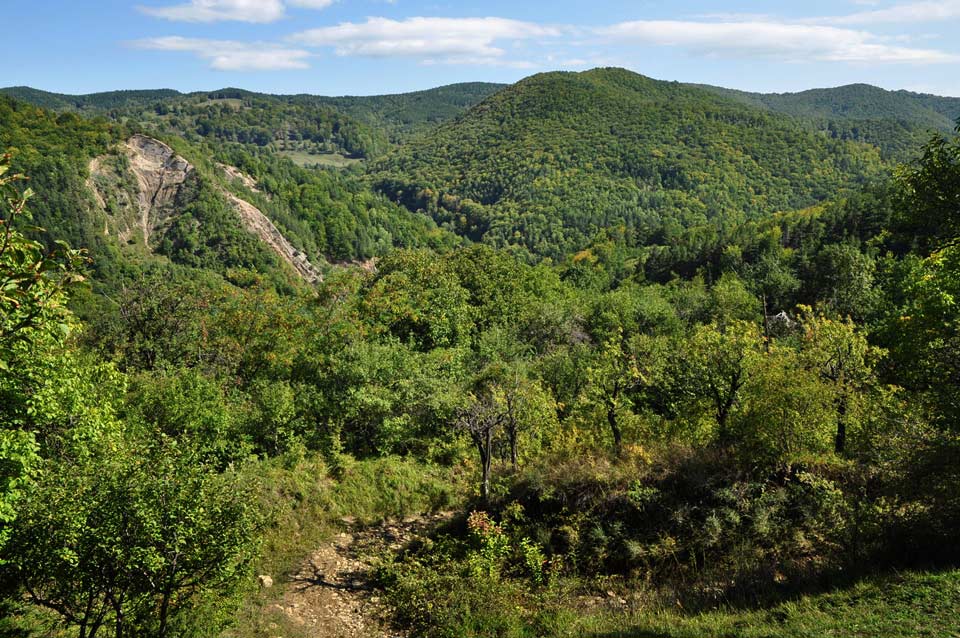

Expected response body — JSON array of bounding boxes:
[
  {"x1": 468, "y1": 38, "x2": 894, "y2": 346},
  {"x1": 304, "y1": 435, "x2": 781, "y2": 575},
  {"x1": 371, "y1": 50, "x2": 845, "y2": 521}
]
[{"x1": 455, "y1": 396, "x2": 504, "y2": 502}]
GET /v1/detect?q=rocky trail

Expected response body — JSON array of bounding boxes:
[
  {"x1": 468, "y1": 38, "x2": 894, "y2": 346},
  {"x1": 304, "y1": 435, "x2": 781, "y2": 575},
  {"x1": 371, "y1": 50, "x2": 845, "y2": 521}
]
[{"x1": 261, "y1": 513, "x2": 452, "y2": 638}]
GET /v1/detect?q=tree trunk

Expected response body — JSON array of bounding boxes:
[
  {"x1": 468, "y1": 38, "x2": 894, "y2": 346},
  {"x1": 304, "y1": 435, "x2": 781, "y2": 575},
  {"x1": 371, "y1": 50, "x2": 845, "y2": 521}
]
[
  {"x1": 607, "y1": 402, "x2": 623, "y2": 457},
  {"x1": 480, "y1": 428, "x2": 493, "y2": 502},
  {"x1": 158, "y1": 588, "x2": 171, "y2": 638},
  {"x1": 506, "y1": 393, "x2": 519, "y2": 471},
  {"x1": 716, "y1": 372, "x2": 742, "y2": 445},
  {"x1": 89, "y1": 616, "x2": 104, "y2": 638},
  {"x1": 762, "y1": 293, "x2": 771, "y2": 352},
  {"x1": 834, "y1": 394, "x2": 848, "y2": 455},
  {"x1": 79, "y1": 592, "x2": 94, "y2": 638},
  {"x1": 716, "y1": 403, "x2": 730, "y2": 444}
]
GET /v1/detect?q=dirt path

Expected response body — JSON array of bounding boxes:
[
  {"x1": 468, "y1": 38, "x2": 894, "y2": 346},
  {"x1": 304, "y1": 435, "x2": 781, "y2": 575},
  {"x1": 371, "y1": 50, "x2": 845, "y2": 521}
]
[{"x1": 266, "y1": 514, "x2": 451, "y2": 638}]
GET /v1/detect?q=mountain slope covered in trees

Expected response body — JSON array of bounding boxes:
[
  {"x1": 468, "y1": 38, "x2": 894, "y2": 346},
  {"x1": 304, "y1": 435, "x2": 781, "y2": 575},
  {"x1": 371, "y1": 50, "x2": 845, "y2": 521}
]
[
  {"x1": 0, "y1": 82, "x2": 505, "y2": 158},
  {"x1": 0, "y1": 96, "x2": 455, "y2": 292},
  {"x1": 3, "y1": 67, "x2": 960, "y2": 638},
  {"x1": 373, "y1": 68, "x2": 891, "y2": 259},
  {"x1": 696, "y1": 82, "x2": 960, "y2": 159},
  {"x1": 700, "y1": 82, "x2": 960, "y2": 130}
]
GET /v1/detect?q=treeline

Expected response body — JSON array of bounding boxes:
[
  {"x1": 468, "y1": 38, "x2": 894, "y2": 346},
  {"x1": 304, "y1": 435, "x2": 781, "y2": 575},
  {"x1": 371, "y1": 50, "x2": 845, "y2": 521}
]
[
  {"x1": 1, "y1": 82, "x2": 506, "y2": 159},
  {"x1": 307, "y1": 82, "x2": 505, "y2": 141}
]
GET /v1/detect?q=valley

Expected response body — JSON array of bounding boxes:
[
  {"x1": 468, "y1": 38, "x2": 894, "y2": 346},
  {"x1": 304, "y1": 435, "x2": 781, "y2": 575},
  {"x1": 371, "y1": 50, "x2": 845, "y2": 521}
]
[{"x1": 2, "y1": 64, "x2": 960, "y2": 638}]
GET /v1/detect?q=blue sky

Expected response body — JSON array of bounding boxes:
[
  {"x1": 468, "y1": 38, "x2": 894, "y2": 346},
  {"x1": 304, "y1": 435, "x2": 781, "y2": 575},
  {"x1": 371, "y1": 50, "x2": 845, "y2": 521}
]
[{"x1": 6, "y1": 0, "x2": 960, "y2": 96}]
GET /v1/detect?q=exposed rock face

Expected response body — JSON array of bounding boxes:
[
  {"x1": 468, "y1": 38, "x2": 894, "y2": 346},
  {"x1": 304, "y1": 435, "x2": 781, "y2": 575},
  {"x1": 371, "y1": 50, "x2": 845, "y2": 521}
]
[
  {"x1": 222, "y1": 191, "x2": 323, "y2": 283},
  {"x1": 217, "y1": 162, "x2": 262, "y2": 194},
  {"x1": 124, "y1": 134, "x2": 194, "y2": 245},
  {"x1": 88, "y1": 135, "x2": 322, "y2": 283},
  {"x1": 86, "y1": 156, "x2": 108, "y2": 212}
]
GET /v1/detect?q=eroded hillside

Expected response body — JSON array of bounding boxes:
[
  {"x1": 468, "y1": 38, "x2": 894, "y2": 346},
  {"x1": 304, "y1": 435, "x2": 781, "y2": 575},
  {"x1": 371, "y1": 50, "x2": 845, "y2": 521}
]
[{"x1": 88, "y1": 134, "x2": 322, "y2": 282}]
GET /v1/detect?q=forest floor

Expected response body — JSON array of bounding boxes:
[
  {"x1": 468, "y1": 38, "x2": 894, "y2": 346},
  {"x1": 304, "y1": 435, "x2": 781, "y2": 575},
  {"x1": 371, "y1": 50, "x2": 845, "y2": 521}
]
[{"x1": 257, "y1": 513, "x2": 451, "y2": 638}]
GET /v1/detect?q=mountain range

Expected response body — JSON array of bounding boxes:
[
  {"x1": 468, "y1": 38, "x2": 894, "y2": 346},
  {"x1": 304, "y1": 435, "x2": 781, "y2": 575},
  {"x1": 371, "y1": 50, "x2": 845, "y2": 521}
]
[{"x1": 2, "y1": 68, "x2": 958, "y2": 284}]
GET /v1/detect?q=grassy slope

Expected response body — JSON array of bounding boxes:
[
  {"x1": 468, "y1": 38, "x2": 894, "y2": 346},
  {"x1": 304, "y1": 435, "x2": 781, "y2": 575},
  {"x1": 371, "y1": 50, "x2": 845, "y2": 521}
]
[
  {"x1": 277, "y1": 150, "x2": 363, "y2": 168},
  {"x1": 579, "y1": 570, "x2": 960, "y2": 638}
]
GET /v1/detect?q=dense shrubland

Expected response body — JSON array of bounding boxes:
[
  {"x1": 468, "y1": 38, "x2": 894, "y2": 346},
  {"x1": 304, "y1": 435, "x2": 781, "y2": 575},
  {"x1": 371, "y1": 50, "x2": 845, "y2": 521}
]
[{"x1": 1, "y1": 71, "x2": 960, "y2": 636}]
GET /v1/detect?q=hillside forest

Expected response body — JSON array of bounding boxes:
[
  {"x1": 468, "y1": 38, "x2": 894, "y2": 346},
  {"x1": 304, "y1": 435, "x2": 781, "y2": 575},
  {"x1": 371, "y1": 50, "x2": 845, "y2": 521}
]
[{"x1": 1, "y1": 68, "x2": 960, "y2": 638}]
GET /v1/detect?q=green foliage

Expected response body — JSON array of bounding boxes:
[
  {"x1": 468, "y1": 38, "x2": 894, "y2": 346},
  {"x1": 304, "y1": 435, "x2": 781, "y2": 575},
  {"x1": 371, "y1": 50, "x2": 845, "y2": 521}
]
[
  {"x1": 877, "y1": 246, "x2": 960, "y2": 426},
  {"x1": 0, "y1": 82, "x2": 504, "y2": 156},
  {"x1": 214, "y1": 144, "x2": 459, "y2": 264},
  {"x1": 375, "y1": 68, "x2": 888, "y2": 259},
  {"x1": 156, "y1": 176, "x2": 280, "y2": 274},
  {"x1": 6, "y1": 70, "x2": 960, "y2": 638},
  {"x1": 360, "y1": 249, "x2": 475, "y2": 350},
  {"x1": 704, "y1": 82, "x2": 960, "y2": 131},
  {"x1": 680, "y1": 320, "x2": 763, "y2": 443},
  {"x1": 0, "y1": 98, "x2": 123, "y2": 283},
  {"x1": 702, "y1": 82, "x2": 960, "y2": 159},
  {"x1": 577, "y1": 569, "x2": 960, "y2": 638},
  {"x1": 733, "y1": 344, "x2": 836, "y2": 467},
  {"x1": 895, "y1": 127, "x2": 960, "y2": 252},
  {"x1": 0, "y1": 159, "x2": 86, "y2": 353},
  {"x1": 7, "y1": 435, "x2": 262, "y2": 638},
  {"x1": 126, "y1": 368, "x2": 247, "y2": 464},
  {"x1": 465, "y1": 511, "x2": 512, "y2": 580},
  {"x1": 0, "y1": 156, "x2": 102, "y2": 554},
  {"x1": 876, "y1": 127, "x2": 960, "y2": 428}
]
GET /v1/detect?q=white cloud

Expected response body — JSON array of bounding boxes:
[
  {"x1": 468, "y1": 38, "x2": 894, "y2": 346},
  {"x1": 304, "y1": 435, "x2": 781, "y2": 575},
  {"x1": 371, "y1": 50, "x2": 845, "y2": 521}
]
[
  {"x1": 139, "y1": 0, "x2": 334, "y2": 23},
  {"x1": 134, "y1": 6, "x2": 958, "y2": 71},
  {"x1": 133, "y1": 36, "x2": 312, "y2": 70},
  {"x1": 288, "y1": 0, "x2": 334, "y2": 8},
  {"x1": 598, "y1": 20, "x2": 958, "y2": 64},
  {"x1": 422, "y1": 56, "x2": 538, "y2": 69},
  {"x1": 290, "y1": 17, "x2": 561, "y2": 64},
  {"x1": 827, "y1": 1, "x2": 960, "y2": 24},
  {"x1": 140, "y1": 0, "x2": 286, "y2": 23}
]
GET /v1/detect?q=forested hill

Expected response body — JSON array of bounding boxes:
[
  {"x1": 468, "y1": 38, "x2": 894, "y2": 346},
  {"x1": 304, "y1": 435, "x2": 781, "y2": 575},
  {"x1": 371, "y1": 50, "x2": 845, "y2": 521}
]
[
  {"x1": 5, "y1": 69, "x2": 958, "y2": 276},
  {"x1": 0, "y1": 82, "x2": 504, "y2": 154},
  {"x1": 698, "y1": 82, "x2": 960, "y2": 130},
  {"x1": 373, "y1": 67, "x2": 889, "y2": 259},
  {"x1": 304, "y1": 82, "x2": 506, "y2": 139},
  {"x1": 0, "y1": 96, "x2": 456, "y2": 292},
  {"x1": 0, "y1": 86, "x2": 181, "y2": 111},
  {"x1": 695, "y1": 82, "x2": 960, "y2": 159}
]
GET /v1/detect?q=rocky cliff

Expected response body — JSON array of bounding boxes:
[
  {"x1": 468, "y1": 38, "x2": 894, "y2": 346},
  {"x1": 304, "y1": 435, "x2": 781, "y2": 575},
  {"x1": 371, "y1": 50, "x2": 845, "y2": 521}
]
[
  {"x1": 124, "y1": 134, "x2": 193, "y2": 245},
  {"x1": 88, "y1": 135, "x2": 322, "y2": 282}
]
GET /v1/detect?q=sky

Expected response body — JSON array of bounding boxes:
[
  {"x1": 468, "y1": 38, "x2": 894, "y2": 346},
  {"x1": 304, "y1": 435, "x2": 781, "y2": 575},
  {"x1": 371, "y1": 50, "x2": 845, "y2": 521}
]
[{"x1": 5, "y1": 0, "x2": 960, "y2": 97}]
